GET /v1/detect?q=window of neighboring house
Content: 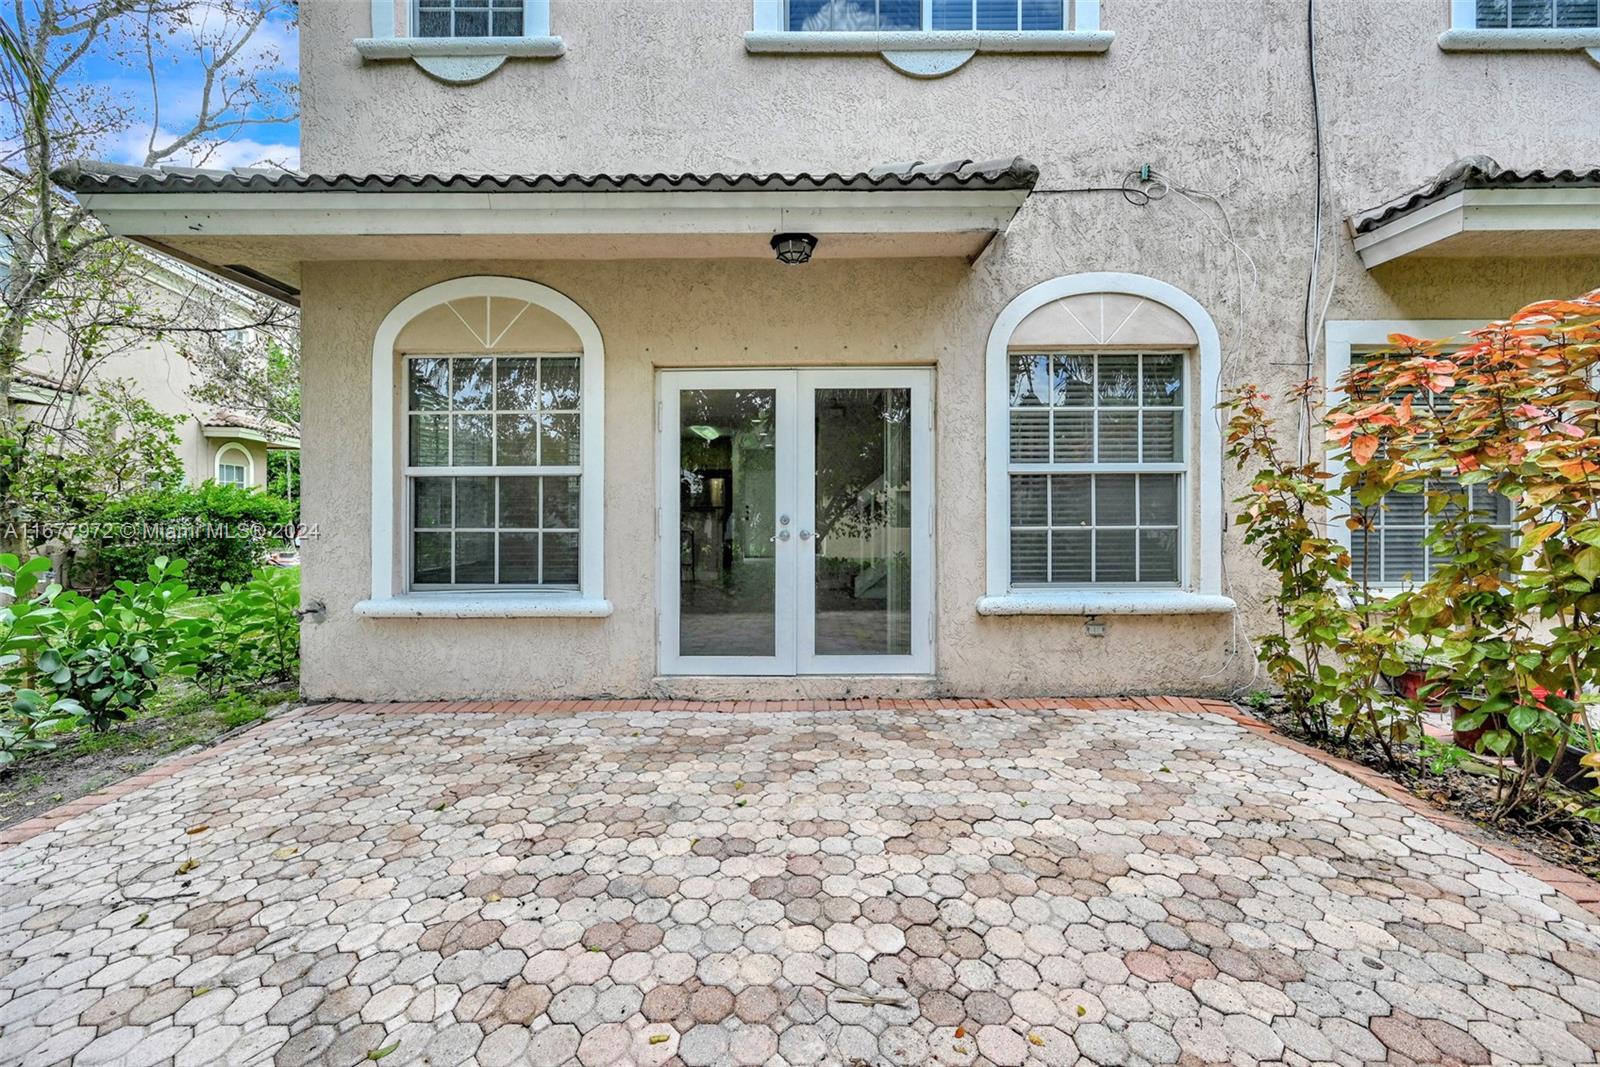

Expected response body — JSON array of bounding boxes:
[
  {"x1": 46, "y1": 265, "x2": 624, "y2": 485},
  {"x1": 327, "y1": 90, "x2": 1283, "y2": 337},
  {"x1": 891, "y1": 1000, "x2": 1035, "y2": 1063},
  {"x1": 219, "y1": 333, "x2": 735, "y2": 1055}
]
[
  {"x1": 1345, "y1": 350, "x2": 1517, "y2": 589},
  {"x1": 788, "y1": 0, "x2": 1067, "y2": 31},
  {"x1": 405, "y1": 353, "x2": 580, "y2": 589},
  {"x1": 1006, "y1": 351, "x2": 1186, "y2": 586},
  {"x1": 1471, "y1": 0, "x2": 1600, "y2": 27},
  {"x1": 416, "y1": 0, "x2": 523, "y2": 37},
  {"x1": 217, "y1": 445, "x2": 251, "y2": 488}
]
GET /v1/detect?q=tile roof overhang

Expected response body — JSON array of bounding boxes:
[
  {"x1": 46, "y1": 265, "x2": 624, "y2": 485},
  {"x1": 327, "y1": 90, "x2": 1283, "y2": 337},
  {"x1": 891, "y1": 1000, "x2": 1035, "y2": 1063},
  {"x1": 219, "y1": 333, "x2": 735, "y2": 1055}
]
[
  {"x1": 201, "y1": 409, "x2": 300, "y2": 449},
  {"x1": 1346, "y1": 156, "x2": 1600, "y2": 269},
  {"x1": 53, "y1": 159, "x2": 1041, "y2": 305}
]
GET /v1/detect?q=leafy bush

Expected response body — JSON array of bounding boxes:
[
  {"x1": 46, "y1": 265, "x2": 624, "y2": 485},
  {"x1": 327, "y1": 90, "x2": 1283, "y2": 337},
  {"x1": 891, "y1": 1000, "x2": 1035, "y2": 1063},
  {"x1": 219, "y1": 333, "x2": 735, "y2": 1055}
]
[
  {"x1": 89, "y1": 483, "x2": 296, "y2": 594},
  {"x1": 1222, "y1": 383, "x2": 1420, "y2": 760},
  {"x1": 1328, "y1": 291, "x2": 1600, "y2": 814},
  {"x1": 0, "y1": 382, "x2": 186, "y2": 553},
  {"x1": 42, "y1": 558, "x2": 192, "y2": 732},
  {"x1": 176, "y1": 567, "x2": 300, "y2": 696},
  {"x1": 1229, "y1": 288, "x2": 1600, "y2": 818},
  {"x1": 0, "y1": 556, "x2": 81, "y2": 765}
]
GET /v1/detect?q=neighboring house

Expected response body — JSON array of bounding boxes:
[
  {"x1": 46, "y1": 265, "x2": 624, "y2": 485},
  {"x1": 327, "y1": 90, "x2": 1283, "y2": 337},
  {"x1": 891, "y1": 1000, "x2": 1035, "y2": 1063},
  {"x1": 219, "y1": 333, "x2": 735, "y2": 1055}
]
[
  {"x1": 15, "y1": 250, "x2": 299, "y2": 491},
  {"x1": 57, "y1": 0, "x2": 1600, "y2": 701}
]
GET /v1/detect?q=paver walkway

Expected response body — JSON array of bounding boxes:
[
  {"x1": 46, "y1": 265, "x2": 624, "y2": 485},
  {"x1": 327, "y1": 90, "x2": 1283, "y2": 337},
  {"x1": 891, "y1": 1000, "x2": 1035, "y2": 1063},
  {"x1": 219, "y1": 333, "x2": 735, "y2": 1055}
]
[{"x1": 2, "y1": 703, "x2": 1600, "y2": 1067}]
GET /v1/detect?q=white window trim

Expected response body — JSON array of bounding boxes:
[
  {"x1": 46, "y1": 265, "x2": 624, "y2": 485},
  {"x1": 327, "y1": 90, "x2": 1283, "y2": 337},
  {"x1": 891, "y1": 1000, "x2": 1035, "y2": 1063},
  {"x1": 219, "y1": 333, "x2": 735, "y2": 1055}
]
[
  {"x1": 357, "y1": 0, "x2": 562, "y2": 84},
  {"x1": 747, "y1": 0, "x2": 1110, "y2": 77},
  {"x1": 978, "y1": 272, "x2": 1231, "y2": 617},
  {"x1": 216, "y1": 443, "x2": 253, "y2": 487},
  {"x1": 1441, "y1": 0, "x2": 1600, "y2": 54},
  {"x1": 357, "y1": 276, "x2": 611, "y2": 620},
  {"x1": 1325, "y1": 319, "x2": 1494, "y2": 596}
]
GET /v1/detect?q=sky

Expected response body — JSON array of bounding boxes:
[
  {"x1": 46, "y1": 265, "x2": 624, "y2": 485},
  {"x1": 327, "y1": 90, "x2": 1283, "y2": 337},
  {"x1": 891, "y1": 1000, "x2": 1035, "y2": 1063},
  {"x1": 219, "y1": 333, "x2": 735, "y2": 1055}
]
[{"x1": 66, "y1": 3, "x2": 302, "y2": 171}]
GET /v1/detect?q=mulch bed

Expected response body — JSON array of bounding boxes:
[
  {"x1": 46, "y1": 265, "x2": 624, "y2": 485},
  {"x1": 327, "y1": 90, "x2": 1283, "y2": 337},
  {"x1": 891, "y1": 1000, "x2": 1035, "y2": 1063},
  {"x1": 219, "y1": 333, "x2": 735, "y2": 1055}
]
[{"x1": 1247, "y1": 701, "x2": 1600, "y2": 885}]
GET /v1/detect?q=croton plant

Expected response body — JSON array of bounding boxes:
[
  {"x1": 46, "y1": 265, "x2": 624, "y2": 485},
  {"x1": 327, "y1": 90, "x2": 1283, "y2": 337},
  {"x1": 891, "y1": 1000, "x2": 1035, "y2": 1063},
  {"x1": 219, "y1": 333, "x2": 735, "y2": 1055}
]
[{"x1": 1228, "y1": 288, "x2": 1600, "y2": 818}]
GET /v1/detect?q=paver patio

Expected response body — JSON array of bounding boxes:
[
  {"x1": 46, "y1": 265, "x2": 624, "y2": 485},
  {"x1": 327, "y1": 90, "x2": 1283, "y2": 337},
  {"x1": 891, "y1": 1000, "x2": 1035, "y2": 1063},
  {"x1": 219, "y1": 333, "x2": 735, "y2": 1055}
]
[{"x1": 2, "y1": 703, "x2": 1600, "y2": 1067}]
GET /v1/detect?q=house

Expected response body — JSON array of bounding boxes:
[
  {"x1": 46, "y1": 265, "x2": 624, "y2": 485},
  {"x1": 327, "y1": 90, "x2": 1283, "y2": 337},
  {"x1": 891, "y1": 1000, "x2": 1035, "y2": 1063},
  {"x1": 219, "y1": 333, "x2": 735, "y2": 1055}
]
[
  {"x1": 14, "y1": 247, "x2": 299, "y2": 492},
  {"x1": 55, "y1": 1, "x2": 1600, "y2": 701}
]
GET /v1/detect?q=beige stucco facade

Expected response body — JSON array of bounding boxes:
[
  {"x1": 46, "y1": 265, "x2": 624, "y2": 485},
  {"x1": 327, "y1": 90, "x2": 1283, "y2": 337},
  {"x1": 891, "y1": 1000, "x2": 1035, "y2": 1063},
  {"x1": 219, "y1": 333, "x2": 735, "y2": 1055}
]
[
  {"x1": 19, "y1": 266, "x2": 292, "y2": 491},
  {"x1": 284, "y1": 0, "x2": 1600, "y2": 701}
]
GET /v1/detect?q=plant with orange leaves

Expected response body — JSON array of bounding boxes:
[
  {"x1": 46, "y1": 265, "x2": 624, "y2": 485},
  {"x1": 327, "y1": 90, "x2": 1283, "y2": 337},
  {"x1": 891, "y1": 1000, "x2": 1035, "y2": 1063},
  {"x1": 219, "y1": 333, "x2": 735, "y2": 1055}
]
[
  {"x1": 1328, "y1": 290, "x2": 1600, "y2": 815},
  {"x1": 1222, "y1": 382, "x2": 1419, "y2": 761}
]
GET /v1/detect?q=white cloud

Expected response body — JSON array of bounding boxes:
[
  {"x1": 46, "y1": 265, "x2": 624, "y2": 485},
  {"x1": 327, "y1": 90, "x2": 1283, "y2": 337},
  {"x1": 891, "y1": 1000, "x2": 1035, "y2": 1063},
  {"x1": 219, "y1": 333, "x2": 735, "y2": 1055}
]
[{"x1": 112, "y1": 125, "x2": 300, "y2": 171}]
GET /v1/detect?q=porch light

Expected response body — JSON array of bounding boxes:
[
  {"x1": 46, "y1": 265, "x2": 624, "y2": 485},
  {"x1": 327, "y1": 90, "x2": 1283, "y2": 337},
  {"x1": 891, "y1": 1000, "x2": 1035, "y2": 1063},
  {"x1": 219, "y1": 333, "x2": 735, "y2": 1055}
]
[{"x1": 770, "y1": 232, "x2": 818, "y2": 265}]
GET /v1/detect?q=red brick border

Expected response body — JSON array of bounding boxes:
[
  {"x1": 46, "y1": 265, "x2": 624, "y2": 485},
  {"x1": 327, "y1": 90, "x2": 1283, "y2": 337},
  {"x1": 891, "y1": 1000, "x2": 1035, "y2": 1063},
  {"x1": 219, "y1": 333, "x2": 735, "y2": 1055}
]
[
  {"x1": 0, "y1": 708, "x2": 310, "y2": 850},
  {"x1": 1197, "y1": 701, "x2": 1600, "y2": 920},
  {"x1": 300, "y1": 695, "x2": 1244, "y2": 718}
]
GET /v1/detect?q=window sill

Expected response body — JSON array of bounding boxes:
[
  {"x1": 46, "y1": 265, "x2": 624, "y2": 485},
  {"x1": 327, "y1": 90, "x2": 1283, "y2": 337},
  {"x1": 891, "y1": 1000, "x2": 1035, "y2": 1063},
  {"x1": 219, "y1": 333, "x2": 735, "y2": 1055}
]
[
  {"x1": 1437, "y1": 27, "x2": 1600, "y2": 52},
  {"x1": 743, "y1": 30, "x2": 1113, "y2": 77},
  {"x1": 354, "y1": 35, "x2": 565, "y2": 84},
  {"x1": 976, "y1": 590, "x2": 1237, "y2": 617},
  {"x1": 354, "y1": 593, "x2": 612, "y2": 619}
]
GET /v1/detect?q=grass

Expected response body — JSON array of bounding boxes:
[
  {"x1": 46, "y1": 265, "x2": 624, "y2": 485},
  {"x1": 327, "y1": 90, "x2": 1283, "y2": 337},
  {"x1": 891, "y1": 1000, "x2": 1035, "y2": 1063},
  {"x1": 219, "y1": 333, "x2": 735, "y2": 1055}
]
[{"x1": 0, "y1": 681, "x2": 294, "y2": 828}]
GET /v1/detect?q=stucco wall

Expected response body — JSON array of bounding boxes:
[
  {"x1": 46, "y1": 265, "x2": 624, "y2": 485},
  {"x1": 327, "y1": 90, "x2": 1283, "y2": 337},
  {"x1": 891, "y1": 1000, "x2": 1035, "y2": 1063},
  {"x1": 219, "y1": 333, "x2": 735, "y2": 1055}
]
[
  {"x1": 292, "y1": 0, "x2": 1600, "y2": 699},
  {"x1": 298, "y1": 244, "x2": 1600, "y2": 701}
]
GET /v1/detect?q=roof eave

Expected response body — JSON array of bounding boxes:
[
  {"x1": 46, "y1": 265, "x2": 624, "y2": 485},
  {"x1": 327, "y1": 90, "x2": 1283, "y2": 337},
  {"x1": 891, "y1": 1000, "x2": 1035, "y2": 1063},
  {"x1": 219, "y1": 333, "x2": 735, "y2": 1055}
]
[
  {"x1": 1349, "y1": 186, "x2": 1600, "y2": 269},
  {"x1": 201, "y1": 423, "x2": 300, "y2": 449},
  {"x1": 73, "y1": 182, "x2": 1038, "y2": 302}
]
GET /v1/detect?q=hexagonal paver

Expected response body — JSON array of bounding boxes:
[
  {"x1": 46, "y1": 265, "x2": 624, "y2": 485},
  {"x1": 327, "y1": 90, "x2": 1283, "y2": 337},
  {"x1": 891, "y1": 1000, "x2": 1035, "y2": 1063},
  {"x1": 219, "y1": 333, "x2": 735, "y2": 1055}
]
[{"x1": 1, "y1": 704, "x2": 1600, "y2": 1067}]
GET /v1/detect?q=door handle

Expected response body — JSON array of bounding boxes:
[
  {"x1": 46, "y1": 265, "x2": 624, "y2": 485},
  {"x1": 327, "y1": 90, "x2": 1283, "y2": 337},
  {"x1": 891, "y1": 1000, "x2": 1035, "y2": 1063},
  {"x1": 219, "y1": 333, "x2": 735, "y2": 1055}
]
[
  {"x1": 799, "y1": 530, "x2": 813, "y2": 541},
  {"x1": 773, "y1": 530, "x2": 791, "y2": 542}
]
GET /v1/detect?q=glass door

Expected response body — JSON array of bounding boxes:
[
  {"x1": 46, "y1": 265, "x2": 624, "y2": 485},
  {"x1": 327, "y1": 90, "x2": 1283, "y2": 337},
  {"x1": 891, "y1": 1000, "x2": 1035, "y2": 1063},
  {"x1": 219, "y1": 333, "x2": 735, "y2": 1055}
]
[
  {"x1": 658, "y1": 368, "x2": 932, "y2": 676},
  {"x1": 659, "y1": 371, "x2": 798, "y2": 675},
  {"x1": 798, "y1": 369, "x2": 933, "y2": 675}
]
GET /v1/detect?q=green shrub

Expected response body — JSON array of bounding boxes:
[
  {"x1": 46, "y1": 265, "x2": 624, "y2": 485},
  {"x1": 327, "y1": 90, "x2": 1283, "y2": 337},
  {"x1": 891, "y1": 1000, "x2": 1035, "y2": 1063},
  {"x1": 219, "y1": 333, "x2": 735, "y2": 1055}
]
[
  {"x1": 89, "y1": 484, "x2": 297, "y2": 594},
  {"x1": 176, "y1": 567, "x2": 300, "y2": 696},
  {"x1": 42, "y1": 558, "x2": 192, "y2": 732},
  {"x1": 0, "y1": 555, "x2": 81, "y2": 765}
]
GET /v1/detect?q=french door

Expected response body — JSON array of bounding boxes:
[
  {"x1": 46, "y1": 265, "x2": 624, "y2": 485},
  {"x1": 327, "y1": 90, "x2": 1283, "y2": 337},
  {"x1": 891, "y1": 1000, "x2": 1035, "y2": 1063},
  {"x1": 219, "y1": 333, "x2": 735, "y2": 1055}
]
[{"x1": 658, "y1": 368, "x2": 933, "y2": 676}]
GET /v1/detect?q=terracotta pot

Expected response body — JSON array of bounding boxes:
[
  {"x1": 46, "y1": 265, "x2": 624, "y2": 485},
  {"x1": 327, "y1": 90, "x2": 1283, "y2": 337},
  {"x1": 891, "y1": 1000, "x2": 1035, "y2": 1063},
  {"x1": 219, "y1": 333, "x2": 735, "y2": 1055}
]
[{"x1": 1395, "y1": 666, "x2": 1453, "y2": 712}]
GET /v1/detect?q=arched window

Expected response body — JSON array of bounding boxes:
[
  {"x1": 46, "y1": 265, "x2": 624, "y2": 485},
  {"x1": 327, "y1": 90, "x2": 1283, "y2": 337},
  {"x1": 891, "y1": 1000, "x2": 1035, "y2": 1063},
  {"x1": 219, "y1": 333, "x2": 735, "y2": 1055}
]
[
  {"x1": 216, "y1": 444, "x2": 252, "y2": 488},
  {"x1": 360, "y1": 277, "x2": 609, "y2": 617},
  {"x1": 979, "y1": 273, "x2": 1232, "y2": 616}
]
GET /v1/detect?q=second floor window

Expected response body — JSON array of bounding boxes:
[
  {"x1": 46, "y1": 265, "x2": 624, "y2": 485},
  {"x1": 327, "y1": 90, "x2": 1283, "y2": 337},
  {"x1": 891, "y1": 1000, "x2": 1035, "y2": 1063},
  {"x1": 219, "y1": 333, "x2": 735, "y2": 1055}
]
[
  {"x1": 1473, "y1": 0, "x2": 1599, "y2": 27},
  {"x1": 417, "y1": 0, "x2": 523, "y2": 38},
  {"x1": 788, "y1": 0, "x2": 1066, "y2": 32}
]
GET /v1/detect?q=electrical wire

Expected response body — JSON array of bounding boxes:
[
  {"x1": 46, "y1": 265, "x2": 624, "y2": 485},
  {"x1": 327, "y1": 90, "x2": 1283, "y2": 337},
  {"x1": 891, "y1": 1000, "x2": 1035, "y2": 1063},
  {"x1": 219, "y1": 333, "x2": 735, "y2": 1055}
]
[
  {"x1": 1301, "y1": 0, "x2": 1326, "y2": 466},
  {"x1": 1037, "y1": 165, "x2": 1262, "y2": 689}
]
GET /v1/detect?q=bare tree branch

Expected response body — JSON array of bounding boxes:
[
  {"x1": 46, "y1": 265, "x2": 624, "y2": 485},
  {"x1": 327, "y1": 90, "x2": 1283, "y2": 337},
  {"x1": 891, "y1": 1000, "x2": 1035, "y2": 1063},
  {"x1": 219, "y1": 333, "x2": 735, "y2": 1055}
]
[{"x1": 0, "y1": 0, "x2": 298, "y2": 537}]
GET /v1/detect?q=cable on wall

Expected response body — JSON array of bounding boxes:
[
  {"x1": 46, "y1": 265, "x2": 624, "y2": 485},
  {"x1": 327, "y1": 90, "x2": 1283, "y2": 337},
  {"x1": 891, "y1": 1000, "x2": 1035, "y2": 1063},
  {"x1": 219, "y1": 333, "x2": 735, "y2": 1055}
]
[
  {"x1": 1301, "y1": 0, "x2": 1328, "y2": 466},
  {"x1": 1035, "y1": 169, "x2": 1264, "y2": 690}
]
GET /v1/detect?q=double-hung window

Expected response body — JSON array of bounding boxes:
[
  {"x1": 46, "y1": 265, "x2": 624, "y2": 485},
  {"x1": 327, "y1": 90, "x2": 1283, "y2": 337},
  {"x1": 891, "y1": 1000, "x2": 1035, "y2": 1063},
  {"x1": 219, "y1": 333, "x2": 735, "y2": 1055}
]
[
  {"x1": 1469, "y1": 0, "x2": 1599, "y2": 28},
  {"x1": 416, "y1": 0, "x2": 523, "y2": 37},
  {"x1": 1006, "y1": 351, "x2": 1186, "y2": 587},
  {"x1": 787, "y1": 0, "x2": 1069, "y2": 31},
  {"x1": 405, "y1": 354, "x2": 581, "y2": 590}
]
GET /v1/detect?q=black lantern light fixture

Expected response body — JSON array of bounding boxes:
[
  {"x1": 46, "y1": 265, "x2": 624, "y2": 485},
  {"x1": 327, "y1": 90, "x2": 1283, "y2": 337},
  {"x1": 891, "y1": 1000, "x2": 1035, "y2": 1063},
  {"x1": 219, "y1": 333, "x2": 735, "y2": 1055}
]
[{"x1": 770, "y1": 232, "x2": 818, "y2": 265}]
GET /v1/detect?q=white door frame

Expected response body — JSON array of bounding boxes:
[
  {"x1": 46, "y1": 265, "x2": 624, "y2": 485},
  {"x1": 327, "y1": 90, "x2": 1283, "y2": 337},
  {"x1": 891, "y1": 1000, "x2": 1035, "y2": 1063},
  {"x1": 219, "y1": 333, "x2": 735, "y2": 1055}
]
[{"x1": 657, "y1": 367, "x2": 935, "y2": 677}]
